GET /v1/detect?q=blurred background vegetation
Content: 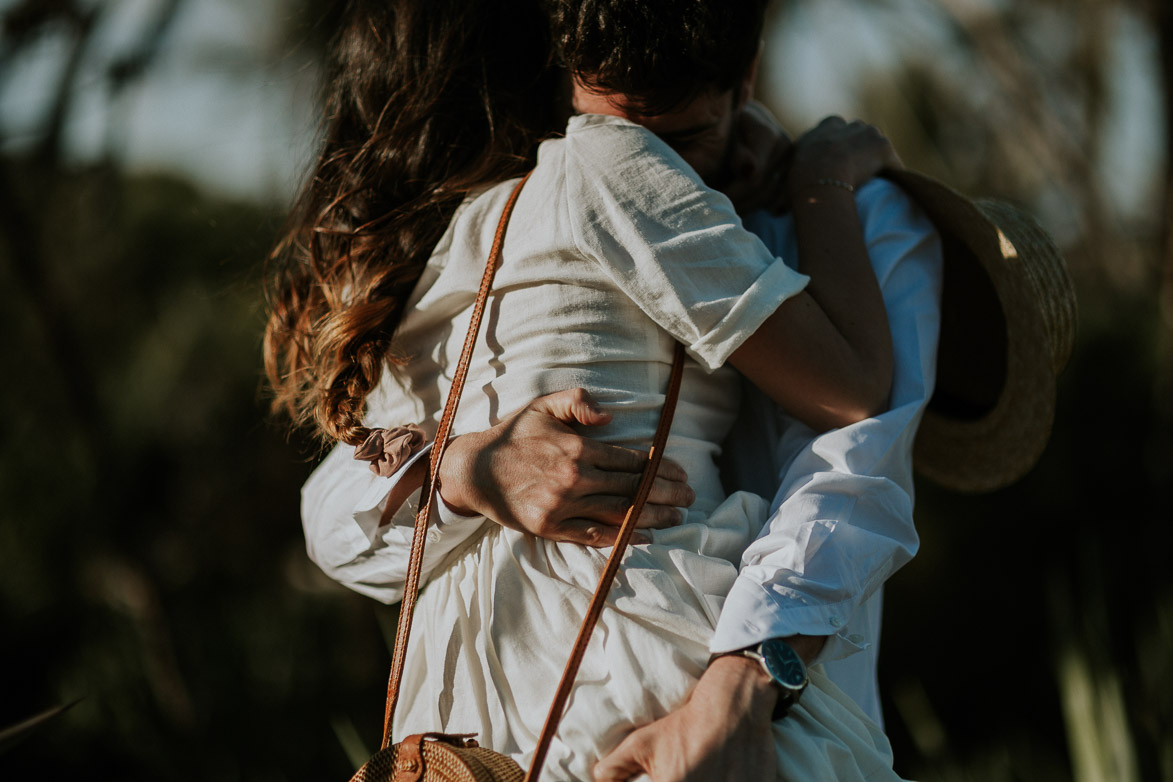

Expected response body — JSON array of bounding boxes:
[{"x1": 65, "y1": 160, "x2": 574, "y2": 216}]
[{"x1": 0, "y1": 0, "x2": 1169, "y2": 780}]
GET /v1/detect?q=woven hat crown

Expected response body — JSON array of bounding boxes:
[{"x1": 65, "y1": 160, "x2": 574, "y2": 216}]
[{"x1": 885, "y1": 171, "x2": 1077, "y2": 493}]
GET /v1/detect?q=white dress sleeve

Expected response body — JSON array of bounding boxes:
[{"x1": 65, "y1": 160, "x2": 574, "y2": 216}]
[
  {"x1": 562, "y1": 116, "x2": 809, "y2": 371},
  {"x1": 301, "y1": 440, "x2": 489, "y2": 603}
]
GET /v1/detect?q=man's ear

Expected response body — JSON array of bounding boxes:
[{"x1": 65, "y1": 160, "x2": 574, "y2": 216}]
[{"x1": 736, "y1": 45, "x2": 763, "y2": 108}]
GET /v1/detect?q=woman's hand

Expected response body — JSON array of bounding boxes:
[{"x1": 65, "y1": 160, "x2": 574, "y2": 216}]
[
  {"x1": 787, "y1": 115, "x2": 903, "y2": 200},
  {"x1": 722, "y1": 108, "x2": 901, "y2": 216},
  {"x1": 437, "y1": 388, "x2": 694, "y2": 546},
  {"x1": 728, "y1": 114, "x2": 898, "y2": 430}
]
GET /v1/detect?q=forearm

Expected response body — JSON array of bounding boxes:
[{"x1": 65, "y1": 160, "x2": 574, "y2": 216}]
[
  {"x1": 790, "y1": 184, "x2": 893, "y2": 418},
  {"x1": 727, "y1": 187, "x2": 894, "y2": 431},
  {"x1": 381, "y1": 456, "x2": 429, "y2": 525}
]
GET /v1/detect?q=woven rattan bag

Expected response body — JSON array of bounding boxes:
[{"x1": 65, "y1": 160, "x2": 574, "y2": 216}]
[
  {"x1": 350, "y1": 732, "x2": 525, "y2": 782},
  {"x1": 345, "y1": 174, "x2": 686, "y2": 782}
]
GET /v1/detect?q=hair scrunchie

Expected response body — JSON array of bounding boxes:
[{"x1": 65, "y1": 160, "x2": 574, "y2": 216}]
[{"x1": 353, "y1": 424, "x2": 426, "y2": 477}]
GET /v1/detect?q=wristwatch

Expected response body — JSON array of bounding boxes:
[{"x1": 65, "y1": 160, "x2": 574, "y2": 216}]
[{"x1": 711, "y1": 638, "x2": 808, "y2": 719}]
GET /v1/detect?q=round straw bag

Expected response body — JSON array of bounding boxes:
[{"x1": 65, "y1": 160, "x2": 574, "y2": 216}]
[{"x1": 349, "y1": 733, "x2": 524, "y2": 782}]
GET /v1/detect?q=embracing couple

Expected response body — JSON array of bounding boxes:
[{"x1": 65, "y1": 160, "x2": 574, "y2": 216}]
[{"x1": 268, "y1": 0, "x2": 945, "y2": 779}]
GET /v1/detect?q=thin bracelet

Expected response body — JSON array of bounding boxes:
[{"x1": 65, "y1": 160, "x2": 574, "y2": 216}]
[{"x1": 813, "y1": 177, "x2": 855, "y2": 192}]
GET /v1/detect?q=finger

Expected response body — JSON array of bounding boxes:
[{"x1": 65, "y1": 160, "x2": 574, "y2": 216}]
[
  {"x1": 562, "y1": 494, "x2": 683, "y2": 529},
  {"x1": 526, "y1": 387, "x2": 612, "y2": 427},
  {"x1": 549, "y1": 519, "x2": 652, "y2": 548},
  {"x1": 635, "y1": 502, "x2": 686, "y2": 529},
  {"x1": 814, "y1": 114, "x2": 846, "y2": 133},
  {"x1": 586, "y1": 442, "x2": 689, "y2": 484},
  {"x1": 593, "y1": 731, "x2": 652, "y2": 782},
  {"x1": 657, "y1": 457, "x2": 689, "y2": 484},
  {"x1": 646, "y1": 472, "x2": 696, "y2": 508},
  {"x1": 575, "y1": 467, "x2": 695, "y2": 510}
]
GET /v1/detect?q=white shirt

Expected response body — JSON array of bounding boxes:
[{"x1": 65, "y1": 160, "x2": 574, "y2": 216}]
[
  {"x1": 721, "y1": 195, "x2": 942, "y2": 722},
  {"x1": 300, "y1": 114, "x2": 942, "y2": 726}
]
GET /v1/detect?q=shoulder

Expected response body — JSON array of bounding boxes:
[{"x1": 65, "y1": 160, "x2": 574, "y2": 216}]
[
  {"x1": 563, "y1": 113, "x2": 694, "y2": 171},
  {"x1": 561, "y1": 114, "x2": 711, "y2": 211},
  {"x1": 854, "y1": 177, "x2": 944, "y2": 288}
]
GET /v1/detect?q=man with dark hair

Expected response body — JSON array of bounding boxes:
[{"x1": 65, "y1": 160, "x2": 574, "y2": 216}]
[
  {"x1": 539, "y1": 3, "x2": 937, "y2": 778},
  {"x1": 304, "y1": 1, "x2": 940, "y2": 778},
  {"x1": 547, "y1": 0, "x2": 769, "y2": 119}
]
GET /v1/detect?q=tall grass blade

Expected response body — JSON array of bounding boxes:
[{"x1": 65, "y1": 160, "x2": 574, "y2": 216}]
[{"x1": 0, "y1": 699, "x2": 83, "y2": 755}]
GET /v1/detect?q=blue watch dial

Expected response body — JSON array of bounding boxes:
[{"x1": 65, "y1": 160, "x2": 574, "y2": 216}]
[{"x1": 759, "y1": 638, "x2": 807, "y2": 691}]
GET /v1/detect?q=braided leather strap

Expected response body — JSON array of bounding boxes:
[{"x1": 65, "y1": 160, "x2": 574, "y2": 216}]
[
  {"x1": 381, "y1": 172, "x2": 532, "y2": 748},
  {"x1": 524, "y1": 341, "x2": 685, "y2": 782}
]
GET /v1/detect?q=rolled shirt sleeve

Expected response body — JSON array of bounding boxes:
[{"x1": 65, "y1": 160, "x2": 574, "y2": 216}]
[{"x1": 564, "y1": 115, "x2": 810, "y2": 371}]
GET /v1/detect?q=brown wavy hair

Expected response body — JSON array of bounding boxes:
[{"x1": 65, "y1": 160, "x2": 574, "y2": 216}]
[{"x1": 264, "y1": 0, "x2": 560, "y2": 447}]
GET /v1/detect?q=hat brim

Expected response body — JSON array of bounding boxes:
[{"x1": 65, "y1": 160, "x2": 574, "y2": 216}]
[{"x1": 884, "y1": 171, "x2": 1076, "y2": 493}]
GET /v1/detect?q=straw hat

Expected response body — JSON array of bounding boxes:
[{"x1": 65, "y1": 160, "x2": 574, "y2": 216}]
[{"x1": 883, "y1": 170, "x2": 1078, "y2": 493}]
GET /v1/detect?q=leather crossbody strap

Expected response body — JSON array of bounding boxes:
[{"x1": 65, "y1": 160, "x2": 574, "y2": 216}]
[
  {"x1": 523, "y1": 339, "x2": 684, "y2": 782},
  {"x1": 376, "y1": 171, "x2": 687, "y2": 782},
  {"x1": 380, "y1": 171, "x2": 532, "y2": 747}
]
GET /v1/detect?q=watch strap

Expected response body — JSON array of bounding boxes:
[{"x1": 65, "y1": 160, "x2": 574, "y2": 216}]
[{"x1": 710, "y1": 639, "x2": 807, "y2": 720}]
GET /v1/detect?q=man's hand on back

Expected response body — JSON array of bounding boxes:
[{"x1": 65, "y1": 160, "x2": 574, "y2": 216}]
[{"x1": 437, "y1": 388, "x2": 694, "y2": 546}]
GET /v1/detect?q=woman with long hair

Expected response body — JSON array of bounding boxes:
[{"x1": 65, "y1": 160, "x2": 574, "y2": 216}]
[
  {"x1": 265, "y1": 0, "x2": 561, "y2": 447},
  {"x1": 268, "y1": 0, "x2": 908, "y2": 778}
]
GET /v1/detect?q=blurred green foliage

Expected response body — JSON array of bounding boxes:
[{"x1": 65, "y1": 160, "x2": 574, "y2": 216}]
[
  {"x1": 882, "y1": 283, "x2": 1173, "y2": 780},
  {"x1": 0, "y1": 165, "x2": 393, "y2": 780}
]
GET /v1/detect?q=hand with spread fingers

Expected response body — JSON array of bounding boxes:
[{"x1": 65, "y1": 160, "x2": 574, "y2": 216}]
[{"x1": 437, "y1": 387, "x2": 695, "y2": 546}]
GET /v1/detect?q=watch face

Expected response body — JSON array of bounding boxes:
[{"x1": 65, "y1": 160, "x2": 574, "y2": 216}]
[{"x1": 759, "y1": 639, "x2": 808, "y2": 691}]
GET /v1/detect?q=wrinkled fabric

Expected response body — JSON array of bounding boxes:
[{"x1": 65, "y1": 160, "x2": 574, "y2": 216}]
[
  {"x1": 302, "y1": 114, "x2": 907, "y2": 780},
  {"x1": 302, "y1": 166, "x2": 943, "y2": 727},
  {"x1": 395, "y1": 519, "x2": 901, "y2": 782}
]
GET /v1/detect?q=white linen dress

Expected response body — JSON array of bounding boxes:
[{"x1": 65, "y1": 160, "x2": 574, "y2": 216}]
[{"x1": 368, "y1": 114, "x2": 904, "y2": 781}]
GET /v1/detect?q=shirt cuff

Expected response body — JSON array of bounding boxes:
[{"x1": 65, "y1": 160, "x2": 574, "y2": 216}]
[
  {"x1": 433, "y1": 490, "x2": 489, "y2": 531},
  {"x1": 354, "y1": 443, "x2": 433, "y2": 520},
  {"x1": 710, "y1": 578, "x2": 869, "y2": 666}
]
